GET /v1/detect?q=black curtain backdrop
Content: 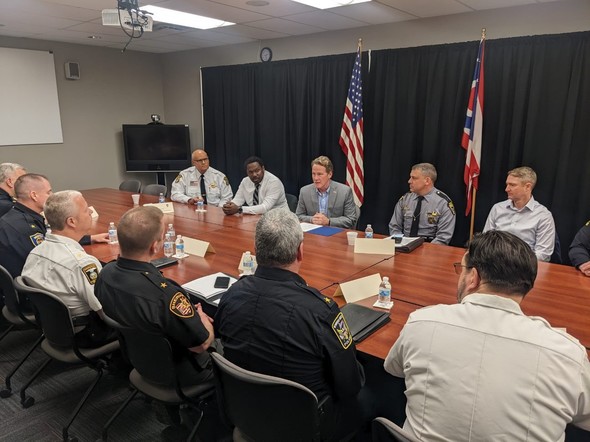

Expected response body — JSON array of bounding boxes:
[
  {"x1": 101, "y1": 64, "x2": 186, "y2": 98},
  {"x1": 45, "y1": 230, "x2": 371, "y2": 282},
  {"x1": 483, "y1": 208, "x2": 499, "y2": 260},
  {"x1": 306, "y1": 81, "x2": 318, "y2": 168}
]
[{"x1": 202, "y1": 31, "x2": 590, "y2": 263}]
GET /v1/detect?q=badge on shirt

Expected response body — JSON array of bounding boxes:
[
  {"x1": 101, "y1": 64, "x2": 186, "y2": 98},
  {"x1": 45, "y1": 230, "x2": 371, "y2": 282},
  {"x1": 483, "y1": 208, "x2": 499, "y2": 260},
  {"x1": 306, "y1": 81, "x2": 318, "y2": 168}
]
[
  {"x1": 223, "y1": 176, "x2": 229, "y2": 186},
  {"x1": 29, "y1": 232, "x2": 44, "y2": 247},
  {"x1": 210, "y1": 182, "x2": 217, "y2": 189},
  {"x1": 82, "y1": 264, "x2": 99, "y2": 285},
  {"x1": 174, "y1": 174, "x2": 181, "y2": 183},
  {"x1": 332, "y1": 312, "x2": 352, "y2": 349},
  {"x1": 427, "y1": 211, "x2": 440, "y2": 224},
  {"x1": 169, "y1": 292, "x2": 194, "y2": 318}
]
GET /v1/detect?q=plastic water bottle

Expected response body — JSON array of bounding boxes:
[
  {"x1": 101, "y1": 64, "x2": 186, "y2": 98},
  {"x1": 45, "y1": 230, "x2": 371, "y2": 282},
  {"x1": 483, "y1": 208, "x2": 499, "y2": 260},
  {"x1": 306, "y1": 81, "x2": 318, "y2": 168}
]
[
  {"x1": 378, "y1": 276, "x2": 391, "y2": 304},
  {"x1": 163, "y1": 233, "x2": 174, "y2": 258},
  {"x1": 167, "y1": 223, "x2": 175, "y2": 238},
  {"x1": 45, "y1": 224, "x2": 51, "y2": 236},
  {"x1": 108, "y1": 222, "x2": 118, "y2": 244},
  {"x1": 365, "y1": 224, "x2": 374, "y2": 239},
  {"x1": 158, "y1": 192, "x2": 165, "y2": 203},
  {"x1": 196, "y1": 196, "x2": 204, "y2": 211},
  {"x1": 175, "y1": 235, "x2": 185, "y2": 258},
  {"x1": 242, "y1": 251, "x2": 254, "y2": 275}
]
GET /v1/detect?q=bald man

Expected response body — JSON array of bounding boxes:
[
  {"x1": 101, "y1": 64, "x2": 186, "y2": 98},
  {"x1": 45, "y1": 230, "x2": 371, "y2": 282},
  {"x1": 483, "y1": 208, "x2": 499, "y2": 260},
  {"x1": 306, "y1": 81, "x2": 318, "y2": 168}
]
[{"x1": 171, "y1": 149, "x2": 233, "y2": 207}]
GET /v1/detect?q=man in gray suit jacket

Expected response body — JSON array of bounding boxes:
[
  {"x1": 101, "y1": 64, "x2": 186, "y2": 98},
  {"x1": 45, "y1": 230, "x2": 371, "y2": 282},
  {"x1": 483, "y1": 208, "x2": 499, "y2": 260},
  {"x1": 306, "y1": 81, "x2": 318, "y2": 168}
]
[{"x1": 296, "y1": 156, "x2": 358, "y2": 229}]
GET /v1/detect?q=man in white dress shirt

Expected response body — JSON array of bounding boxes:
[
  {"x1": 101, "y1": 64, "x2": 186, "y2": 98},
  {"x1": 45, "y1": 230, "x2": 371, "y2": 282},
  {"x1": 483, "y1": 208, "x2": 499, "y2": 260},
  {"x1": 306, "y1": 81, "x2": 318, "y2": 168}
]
[
  {"x1": 222, "y1": 156, "x2": 288, "y2": 215},
  {"x1": 384, "y1": 230, "x2": 590, "y2": 441},
  {"x1": 483, "y1": 166, "x2": 555, "y2": 261},
  {"x1": 170, "y1": 149, "x2": 233, "y2": 207}
]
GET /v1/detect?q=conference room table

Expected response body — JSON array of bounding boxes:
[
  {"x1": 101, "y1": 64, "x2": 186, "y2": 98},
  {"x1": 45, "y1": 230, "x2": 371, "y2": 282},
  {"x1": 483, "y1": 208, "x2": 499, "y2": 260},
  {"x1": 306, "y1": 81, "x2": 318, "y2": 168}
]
[{"x1": 82, "y1": 188, "x2": 590, "y2": 361}]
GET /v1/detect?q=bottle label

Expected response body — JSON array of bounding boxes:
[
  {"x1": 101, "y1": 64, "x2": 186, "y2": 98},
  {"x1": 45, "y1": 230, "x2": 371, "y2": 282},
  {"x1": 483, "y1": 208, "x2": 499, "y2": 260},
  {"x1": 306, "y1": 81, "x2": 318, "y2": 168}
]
[
  {"x1": 366, "y1": 232, "x2": 373, "y2": 238},
  {"x1": 378, "y1": 288, "x2": 391, "y2": 302}
]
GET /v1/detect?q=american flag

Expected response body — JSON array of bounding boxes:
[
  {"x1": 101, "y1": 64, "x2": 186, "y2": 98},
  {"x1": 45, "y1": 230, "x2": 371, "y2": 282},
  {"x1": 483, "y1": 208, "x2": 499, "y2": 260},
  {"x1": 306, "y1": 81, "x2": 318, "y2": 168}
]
[
  {"x1": 461, "y1": 37, "x2": 485, "y2": 216},
  {"x1": 339, "y1": 43, "x2": 364, "y2": 207}
]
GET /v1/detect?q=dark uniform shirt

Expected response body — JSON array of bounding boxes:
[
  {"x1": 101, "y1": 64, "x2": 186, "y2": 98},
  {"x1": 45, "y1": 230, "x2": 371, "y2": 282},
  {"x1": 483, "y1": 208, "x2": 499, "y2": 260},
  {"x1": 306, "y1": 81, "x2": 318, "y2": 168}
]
[
  {"x1": 95, "y1": 257, "x2": 210, "y2": 362},
  {"x1": 569, "y1": 221, "x2": 590, "y2": 268},
  {"x1": 215, "y1": 266, "x2": 364, "y2": 402},
  {"x1": 0, "y1": 203, "x2": 92, "y2": 277},
  {"x1": 0, "y1": 202, "x2": 46, "y2": 277},
  {"x1": 0, "y1": 188, "x2": 14, "y2": 218}
]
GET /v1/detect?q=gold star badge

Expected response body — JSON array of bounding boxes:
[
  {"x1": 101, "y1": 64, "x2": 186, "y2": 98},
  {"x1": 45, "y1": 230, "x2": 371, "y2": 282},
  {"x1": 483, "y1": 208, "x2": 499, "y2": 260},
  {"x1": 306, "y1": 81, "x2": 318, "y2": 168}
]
[
  {"x1": 324, "y1": 297, "x2": 331, "y2": 304},
  {"x1": 31, "y1": 224, "x2": 37, "y2": 228},
  {"x1": 160, "y1": 282, "x2": 167, "y2": 288}
]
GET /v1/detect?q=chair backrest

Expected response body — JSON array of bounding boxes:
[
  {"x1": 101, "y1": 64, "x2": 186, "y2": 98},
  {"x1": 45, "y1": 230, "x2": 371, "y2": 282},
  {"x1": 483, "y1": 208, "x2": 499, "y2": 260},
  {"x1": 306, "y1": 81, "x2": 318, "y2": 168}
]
[
  {"x1": 285, "y1": 193, "x2": 298, "y2": 213},
  {"x1": 117, "y1": 327, "x2": 177, "y2": 386},
  {"x1": 0, "y1": 264, "x2": 20, "y2": 314},
  {"x1": 119, "y1": 179, "x2": 142, "y2": 193},
  {"x1": 551, "y1": 232, "x2": 562, "y2": 264},
  {"x1": 142, "y1": 184, "x2": 167, "y2": 197},
  {"x1": 354, "y1": 204, "x2": 361, "y2": 230},
  {"x1": 210, "y1": 352, "x2": 321, "y2": 442},
  {"x1": 372, "y1": 417, "x2": 419, "y2": 442},
  {"x1": 14, "y1": 276, "x2": 75, "y2": 348}
]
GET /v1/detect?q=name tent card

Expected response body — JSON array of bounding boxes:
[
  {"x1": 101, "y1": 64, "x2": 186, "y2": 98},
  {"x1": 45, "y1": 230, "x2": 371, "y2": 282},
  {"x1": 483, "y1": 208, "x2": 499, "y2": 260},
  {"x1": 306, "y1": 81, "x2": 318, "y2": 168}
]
[
  {"x1": 143, "y1": 202, "x2": 175, "y2": 213},
  {"x1": 88, "y1": 206, "x2": 99, "y2": 220},
  {"x1": 182, "y1": 236, "x2": 216, "y2": 257},
  {"x1": 354, "y1": 238, "x2": 395, "y2": 255},
  {"x1": 333, "y1": 273, "x2": 382, "y2": 302}
]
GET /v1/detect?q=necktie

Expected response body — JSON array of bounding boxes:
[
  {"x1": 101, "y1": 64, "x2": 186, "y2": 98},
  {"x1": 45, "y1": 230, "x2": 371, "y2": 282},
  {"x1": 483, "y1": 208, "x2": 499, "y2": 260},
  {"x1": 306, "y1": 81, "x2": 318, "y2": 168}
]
[
  {"x1": 253, "y1": 183, "x2": 260, "y2": 205},
  {"x1": 410, "y1": 196, "x2": 424, "y2": 237},
  {"x1": 200, "y1": 174, "x2": 207, "y2": 205}
]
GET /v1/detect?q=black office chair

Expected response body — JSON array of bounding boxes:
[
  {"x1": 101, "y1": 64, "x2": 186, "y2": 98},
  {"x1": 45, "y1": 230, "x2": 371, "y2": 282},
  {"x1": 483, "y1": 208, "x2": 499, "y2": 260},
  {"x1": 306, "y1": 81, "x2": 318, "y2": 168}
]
[
  {"x1": 101, "y1": 327, "x2": 215, "y2": 442},
  {"x1": 142, "y1": 184, "x2": 167, "y2": 197},
  {"x1": 550, "y1": 233, "x2": 562, "y2": 264},
  {"x1": 13, "y1": 277, "x2": 119, "y2": 442},
  {"x1": 210, "y1": 352, "x2": 325, "y2": 442},
  {"x1": 286, "y1": 193, "x2": 298, "y2": 213},
  {"x1": 118, "y1": 179, "x2": 141, "y2": 193},
  {"x1": 372, "y1": 417, "x2": 419, "y2": 442},
  {"x1": 0, "y1": 265, "x2": 42, "y2": 399}
]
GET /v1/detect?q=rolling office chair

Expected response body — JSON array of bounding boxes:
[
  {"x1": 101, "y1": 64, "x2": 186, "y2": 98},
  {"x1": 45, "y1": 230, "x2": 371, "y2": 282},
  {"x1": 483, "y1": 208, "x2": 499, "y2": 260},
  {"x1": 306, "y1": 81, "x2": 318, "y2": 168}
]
[
  {"x1": 210, "y1": 352, "x2": 326, "y2": 442},
  {"x1": 118, "y1": 180, "x2": 142, "y2": 193},
  {"x1": 0, "y1": 265, "x2": 42, "y2": 399},
  {"x1": 285, "y1": 193, "x2": 298, "y2": 213},
  {"x1": 142, "y1": 184, "x2": 167, "y2": 197},
  {"x1": 14, "y1": 277, "x2": 119, "y2": 442},
  {"x1": 372, "y1": 417, "x2": 419, "y2": 442},
  {"x1": 101, "y1": 327, "x2": 215, "y2": 442}
]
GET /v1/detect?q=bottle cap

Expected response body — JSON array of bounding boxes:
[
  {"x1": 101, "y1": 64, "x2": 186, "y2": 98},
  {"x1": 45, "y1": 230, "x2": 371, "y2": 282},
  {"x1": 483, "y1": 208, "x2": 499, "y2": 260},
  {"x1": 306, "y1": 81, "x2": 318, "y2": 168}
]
[{"x1": 383, "y1": 276, "x2": 389, "y2": 282}]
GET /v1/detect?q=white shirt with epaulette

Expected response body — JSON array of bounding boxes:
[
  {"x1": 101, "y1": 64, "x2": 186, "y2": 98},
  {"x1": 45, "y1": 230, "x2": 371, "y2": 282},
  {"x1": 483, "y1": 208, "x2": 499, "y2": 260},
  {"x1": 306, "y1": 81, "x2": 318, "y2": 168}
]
[{"x1": 170, "y1": 165, "x2": 233, "y2": 207}]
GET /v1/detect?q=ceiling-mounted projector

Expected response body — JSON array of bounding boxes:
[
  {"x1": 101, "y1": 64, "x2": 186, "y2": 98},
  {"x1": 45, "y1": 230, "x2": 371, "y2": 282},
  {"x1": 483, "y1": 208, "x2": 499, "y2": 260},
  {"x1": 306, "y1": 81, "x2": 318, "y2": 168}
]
[{"x1": 102, "y1": 9, "x2": 153, "y2": 32}]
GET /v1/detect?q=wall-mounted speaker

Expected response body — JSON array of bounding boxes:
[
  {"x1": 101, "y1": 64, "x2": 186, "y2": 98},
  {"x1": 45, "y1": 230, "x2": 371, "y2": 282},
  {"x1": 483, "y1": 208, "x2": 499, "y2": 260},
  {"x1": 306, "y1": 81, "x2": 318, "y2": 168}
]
[{"x1": 64, "y1": 61, "x2": 80, "y2": 80}]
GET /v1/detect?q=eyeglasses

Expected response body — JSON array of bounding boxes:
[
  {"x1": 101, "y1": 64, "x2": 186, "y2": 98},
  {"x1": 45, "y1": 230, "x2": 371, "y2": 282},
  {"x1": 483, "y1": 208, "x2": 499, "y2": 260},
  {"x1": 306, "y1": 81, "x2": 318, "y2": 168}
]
[
  {"x1": 193, "y1": 158, "x2": 209, "y2": 164},
  {"x1": 453, "y1": 262, "x2": 472, "y2": 275}
]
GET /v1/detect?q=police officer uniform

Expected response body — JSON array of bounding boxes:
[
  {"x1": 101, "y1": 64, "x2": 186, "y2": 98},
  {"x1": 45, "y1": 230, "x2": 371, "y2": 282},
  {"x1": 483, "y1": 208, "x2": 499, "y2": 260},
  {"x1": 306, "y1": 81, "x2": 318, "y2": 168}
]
[
  {"x1": 0, "y1": 188, "x2": 14, "y2": 217},
  {"x1": 0, "y1": 203, "x2": 91, "y2": 277},
  {"x1": 171, "y1": 166, "x2": 233, "y2": 207},
  {"x1": 388, "y1": 187, "x2": 456, "y2": 245},
  {"x1": 96, "y1": 257, "x2": 213, "y2": 384},
  {"x1": 215, "y1": 266, "x2": 367, "y2": 440},
  {"x1": 569, "y1": 221, "x2": 590, "y2": 268},
  {"x1": 22, "y1": 233, "x2": 115, "y2": 347}
]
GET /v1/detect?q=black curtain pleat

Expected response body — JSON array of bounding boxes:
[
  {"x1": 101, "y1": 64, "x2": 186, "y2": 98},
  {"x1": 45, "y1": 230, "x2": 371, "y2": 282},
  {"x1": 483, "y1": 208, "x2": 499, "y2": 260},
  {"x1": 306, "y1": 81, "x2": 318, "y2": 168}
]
[{"x1": 202, "y1": 31, "x2": 590, "y2": 263}]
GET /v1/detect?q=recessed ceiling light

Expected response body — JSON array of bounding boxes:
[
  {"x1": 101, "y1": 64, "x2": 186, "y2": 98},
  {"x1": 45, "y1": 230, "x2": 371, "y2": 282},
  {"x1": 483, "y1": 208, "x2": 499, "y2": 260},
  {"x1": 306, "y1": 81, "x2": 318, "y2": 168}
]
[
  {"x1": 142, "y1": 5, "x2": 235, "y2": 30},
  {"x1": 291, "y1": 0, "x2": 370, "y2": 9},
  {"x1": 246, "y1": 0, "x2": 269, "y2": 6}
]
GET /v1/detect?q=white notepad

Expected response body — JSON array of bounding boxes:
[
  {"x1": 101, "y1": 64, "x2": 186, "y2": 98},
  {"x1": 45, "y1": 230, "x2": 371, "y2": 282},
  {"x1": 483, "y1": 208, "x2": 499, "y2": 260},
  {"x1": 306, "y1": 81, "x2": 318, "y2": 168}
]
[{"x1": 181, "y1": 272, "x2": 237, "y2": 299}]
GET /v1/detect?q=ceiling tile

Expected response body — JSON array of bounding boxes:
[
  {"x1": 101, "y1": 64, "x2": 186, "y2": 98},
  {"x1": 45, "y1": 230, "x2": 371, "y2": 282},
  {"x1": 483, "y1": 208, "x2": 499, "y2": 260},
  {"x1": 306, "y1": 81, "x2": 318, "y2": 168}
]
[
  {"x1": 333, "y1": 2, "x2": 417, "y2": 24},
  {"x1": 285, "y1": 10, "x2": 369, "y2": 30},
  {"x1": 376, "y1": 0, "x2": 473, "y2": 17},
  {"x1": 459, "y1": 0, "x2": 537, "y2": 10},
  {"x1": 244, "y1": 17, "x2": 324, "y2": 35},
  {"x1": 208, "y1": 0, "x2": 316, "y2": 16}
]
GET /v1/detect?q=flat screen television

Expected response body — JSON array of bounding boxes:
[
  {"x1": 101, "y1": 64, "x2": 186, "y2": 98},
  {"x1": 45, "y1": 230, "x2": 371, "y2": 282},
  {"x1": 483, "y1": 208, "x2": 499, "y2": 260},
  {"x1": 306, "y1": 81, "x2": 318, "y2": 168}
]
[{"x1": 122, "y1": 124, "x2": 191, "y2": 172}]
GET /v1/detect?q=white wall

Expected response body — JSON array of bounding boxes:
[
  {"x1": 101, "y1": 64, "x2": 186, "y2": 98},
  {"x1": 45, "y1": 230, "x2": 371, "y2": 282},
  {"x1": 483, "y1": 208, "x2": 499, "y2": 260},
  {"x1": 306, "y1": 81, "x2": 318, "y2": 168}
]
[
  {"x1": 0, "y1": 37, "x2": 164, "y2": 191},
  {"x1": 1, "y1": 0, "x2": 589, "y2": 190}
]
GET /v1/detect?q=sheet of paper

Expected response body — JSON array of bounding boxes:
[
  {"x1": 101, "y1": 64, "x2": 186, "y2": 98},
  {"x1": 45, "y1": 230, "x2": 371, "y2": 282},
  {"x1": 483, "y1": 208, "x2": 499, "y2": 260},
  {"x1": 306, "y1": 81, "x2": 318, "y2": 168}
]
[
  {"x1": 182, "y1": 272, "x2": 237, "y2": 299},
  {"x1": 300, "y1": 222, "x2": 321, "y2": 232}
]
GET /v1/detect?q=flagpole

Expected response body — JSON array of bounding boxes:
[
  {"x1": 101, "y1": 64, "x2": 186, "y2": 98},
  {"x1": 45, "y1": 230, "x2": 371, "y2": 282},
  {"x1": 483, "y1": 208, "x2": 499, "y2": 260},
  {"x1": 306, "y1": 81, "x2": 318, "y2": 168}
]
[{"x1": 469, "y1": 188, "x2": 477, "y2": 240}]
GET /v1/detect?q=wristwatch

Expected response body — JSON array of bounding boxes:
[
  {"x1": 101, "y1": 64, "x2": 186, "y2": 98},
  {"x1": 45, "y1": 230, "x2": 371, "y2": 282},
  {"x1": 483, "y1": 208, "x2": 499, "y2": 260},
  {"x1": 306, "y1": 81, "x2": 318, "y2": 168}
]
[{"x1": 238, "y1": 207, "x2": 243, "y2": 214}]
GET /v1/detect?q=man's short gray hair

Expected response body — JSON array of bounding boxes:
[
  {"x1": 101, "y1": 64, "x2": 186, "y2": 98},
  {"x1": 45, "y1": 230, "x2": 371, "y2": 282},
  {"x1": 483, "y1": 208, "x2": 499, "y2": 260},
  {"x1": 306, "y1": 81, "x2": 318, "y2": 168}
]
[
  {"x1": 412, "y1": 163, "x2": 437, "y2": 182},
  {"x1": 508, "y1": 166, "x2": 537, "y2": 189},
  {"x1": 255, "y1": 208, "x2": 303, "y2": 267},
  {"x1": 0, "y1": 163, "x2": 25, "y2": 184},
  {"x1": 44, "y1": 190, "x2": 82, "y2": 230}
]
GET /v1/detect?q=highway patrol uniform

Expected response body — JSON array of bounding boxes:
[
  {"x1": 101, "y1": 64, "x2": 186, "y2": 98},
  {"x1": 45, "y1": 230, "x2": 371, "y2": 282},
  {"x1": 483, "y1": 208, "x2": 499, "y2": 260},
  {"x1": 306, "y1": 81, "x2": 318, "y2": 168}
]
[
  {"x1": 388, "y1": 187, "x2": 456, "y2": 245},
  {"x1": 171, "y1": 166, "x2": 233, "y2": 207},
  {"x1": 0, "y1": 188, "x2": 14, "y2": 218},
  {"x1": 96, "y1": 257, "x2": 213, "y2": 384},
  {"x1": 216, "y1": 266, "x2": 367, "y2": 440},
  {"x1": 22, "y1": 233, "x2": 114, "y2": 347}
]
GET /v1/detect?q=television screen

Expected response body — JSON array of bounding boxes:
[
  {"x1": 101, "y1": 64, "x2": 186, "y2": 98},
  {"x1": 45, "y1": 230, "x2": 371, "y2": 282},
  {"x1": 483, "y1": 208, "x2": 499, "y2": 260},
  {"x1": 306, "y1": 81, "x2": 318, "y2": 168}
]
[{"x1": 122, "y1": 124, "x2": 191, "y2": 172}]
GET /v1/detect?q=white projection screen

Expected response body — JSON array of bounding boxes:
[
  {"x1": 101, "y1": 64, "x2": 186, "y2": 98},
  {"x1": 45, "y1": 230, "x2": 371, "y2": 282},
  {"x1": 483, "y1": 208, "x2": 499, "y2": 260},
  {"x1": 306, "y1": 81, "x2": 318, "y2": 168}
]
[{"x1": 0, "y1": 47, "x2": 63, "y2": 146}]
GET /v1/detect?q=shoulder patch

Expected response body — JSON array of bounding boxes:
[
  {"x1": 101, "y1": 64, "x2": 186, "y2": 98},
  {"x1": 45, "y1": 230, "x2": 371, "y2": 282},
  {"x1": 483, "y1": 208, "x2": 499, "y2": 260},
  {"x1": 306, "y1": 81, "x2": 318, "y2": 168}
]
[
  {"x1": 436, "y1": 191, "x2": 455, "y2": 215},
  {"x1": 174, "y1": 174, "x2": 181, "y2": 183},
  {"x1": 169, "y1": 292, "x2": 194, "y2": 318},
  {"x1": 223, "y1": 176, "x2": 229, "y2": 186},
  {"x1": 332, "y1": 312, "x2": 353, "y2": 349},
  {"x1": 29, "y1": 232, "x2": 45, "y2": 247},
  {"x1": 585, "y1": 220, "x2": 590, "y2": 227},
  {"x1": 82, "y1": 264, "x2": 99, "y2": 285}
]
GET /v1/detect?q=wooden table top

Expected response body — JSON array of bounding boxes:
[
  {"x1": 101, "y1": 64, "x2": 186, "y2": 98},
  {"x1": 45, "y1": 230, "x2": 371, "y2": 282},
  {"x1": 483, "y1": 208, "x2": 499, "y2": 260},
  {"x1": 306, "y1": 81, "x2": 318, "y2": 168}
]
[{"x1": 81, "y1": 189, "x2": 590, "y2": 360}]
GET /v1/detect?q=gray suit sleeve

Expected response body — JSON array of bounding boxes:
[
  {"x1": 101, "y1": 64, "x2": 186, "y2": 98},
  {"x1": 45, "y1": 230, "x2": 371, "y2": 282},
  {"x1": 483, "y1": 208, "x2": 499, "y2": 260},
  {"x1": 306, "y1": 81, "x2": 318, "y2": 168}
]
[{"x1": 328, "y1": 185, "x2": 357, "y2": 229}]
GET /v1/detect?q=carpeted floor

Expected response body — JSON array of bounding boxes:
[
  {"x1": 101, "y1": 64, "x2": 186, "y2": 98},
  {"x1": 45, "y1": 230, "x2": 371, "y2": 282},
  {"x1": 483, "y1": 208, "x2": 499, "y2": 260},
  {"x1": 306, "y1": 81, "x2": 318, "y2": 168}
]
[{"x1": 0, "y1": 326, "x2": 228, "y2": 442}]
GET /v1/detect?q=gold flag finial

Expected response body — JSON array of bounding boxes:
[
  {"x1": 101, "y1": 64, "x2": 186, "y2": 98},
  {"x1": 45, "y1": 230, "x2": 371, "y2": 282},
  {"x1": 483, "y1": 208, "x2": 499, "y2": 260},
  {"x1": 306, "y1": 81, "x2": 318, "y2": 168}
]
[
  {"x1": 358, "y1": 38, "x2": 362, "y2": 48},
  {"x1": 481, "y1": 28, "x2": 486, "y2": 39}
]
